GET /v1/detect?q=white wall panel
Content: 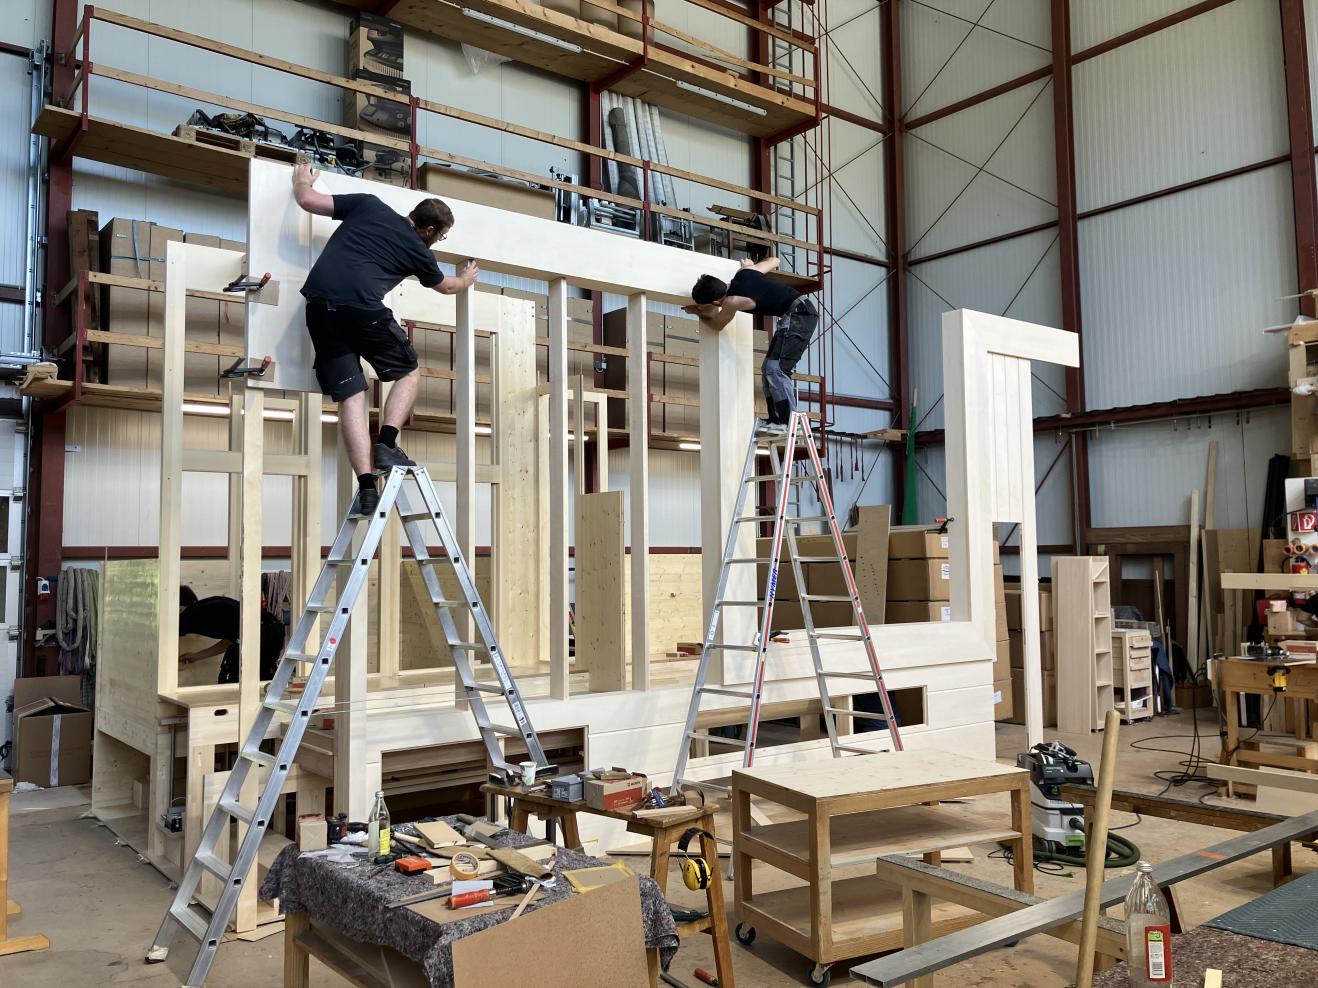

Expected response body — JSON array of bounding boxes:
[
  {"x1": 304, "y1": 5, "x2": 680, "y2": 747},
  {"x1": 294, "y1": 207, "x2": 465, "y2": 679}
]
[
  {"x1": 902, "y1": 0, "x2": 1051, "y2": 120},
  {"x1": 1070, "y1": 0, "x2": 1227, "y2": 51},
  {"x1": 909, "y1": 227, "x2": 1065, "y2": 432},
  {"x1": 1078, "y1": 165, "x2": 1294, "y2": 409},
  {"x1": 1073, "y1": 0, "x2": 1286, "y2": 212},
  {"x1": 1, "y1": 0, "x2": 47, "y2": 50},
  {"x1": 1088, "y1": 406, "x2": 1288, "y2": 531},
  {"x1": 0, "y1": 54, "x2": 32, "y2": 289},
  {"x1": 608, "y1": 447, "x2": 701, "y2": 548},
  {"x1": 827, "y1": 0, "x2": 883, "y2": 122},
  {"x1": 906, "y1": 80, "x2": 1056, "y2": 259},
  {"x1": 827, "y1": 120, "x2": 888, "y2": 259}
]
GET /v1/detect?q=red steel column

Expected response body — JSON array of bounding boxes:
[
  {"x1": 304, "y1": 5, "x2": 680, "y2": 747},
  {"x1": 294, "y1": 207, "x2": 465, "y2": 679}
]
[
  {"x1": 881, "y1": 1, "x2": 910, "y2": 506},
  {"x1": 26, "y1": 0, "x2": 77, "y2": 675},
  {"x1": 1281, "y1": 0, "x2": 1318, "y2": 318},
  {"x1": 1051, "y1": 0, "x2": 1091, "y2": 543}
]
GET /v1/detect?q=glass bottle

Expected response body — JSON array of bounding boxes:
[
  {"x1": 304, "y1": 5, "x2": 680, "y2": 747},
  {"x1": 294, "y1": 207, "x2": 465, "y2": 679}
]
[
  {"x1": 367, "y1": 789, "x2": 391, "y2": 859},
  {"x1": 1124, "y1": 860, "x2": 1174, "y2": 986}
]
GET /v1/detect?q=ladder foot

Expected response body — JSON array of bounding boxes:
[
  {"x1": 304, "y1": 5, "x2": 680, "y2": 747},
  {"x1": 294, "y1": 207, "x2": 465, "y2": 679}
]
[{"x1": 145, "y1": 946, "x2": 169, "y2": 963}]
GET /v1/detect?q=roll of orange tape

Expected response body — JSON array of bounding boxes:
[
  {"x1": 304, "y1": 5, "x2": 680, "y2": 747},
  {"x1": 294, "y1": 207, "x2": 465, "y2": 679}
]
[{"x1": 449, "y1": 851, "x2": 480, "y2": 881}]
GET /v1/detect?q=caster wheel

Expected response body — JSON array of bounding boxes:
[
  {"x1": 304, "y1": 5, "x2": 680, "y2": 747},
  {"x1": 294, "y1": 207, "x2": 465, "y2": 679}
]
[
  {"x1": 735, "y1": 923, "x2": 756, "y2": 945},
  {"x1": 807, "y1": 963, "x2": 831, "y2": 987}
]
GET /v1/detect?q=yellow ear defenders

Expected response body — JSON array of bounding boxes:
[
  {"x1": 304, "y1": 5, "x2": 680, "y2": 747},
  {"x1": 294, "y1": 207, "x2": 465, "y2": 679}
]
[{"x1": 677, "y1": 827, "x2": 715, "y2": 891}]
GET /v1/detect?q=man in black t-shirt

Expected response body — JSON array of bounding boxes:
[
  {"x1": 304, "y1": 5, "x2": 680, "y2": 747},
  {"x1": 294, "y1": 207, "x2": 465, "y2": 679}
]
[
  {"x1": 293, "y1": 164, "x2": 479, "y2": 514},
  {"x1": 685, "y1": 256, "x2": 819, "y2": 439},
  {"x1": 178, "y1": 585, "x2": 285, "y2": 685}
]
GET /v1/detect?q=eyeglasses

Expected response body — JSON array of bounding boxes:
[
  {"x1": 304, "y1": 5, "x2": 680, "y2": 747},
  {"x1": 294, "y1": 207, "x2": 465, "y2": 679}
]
[{"x1": 436, "y1": 232, "x2": 448, "y2": 242}]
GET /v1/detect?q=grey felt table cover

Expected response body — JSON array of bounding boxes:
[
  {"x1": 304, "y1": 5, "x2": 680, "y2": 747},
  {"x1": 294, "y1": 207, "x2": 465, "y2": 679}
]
[{"x1": 260, "y1": 818, "x2": 680, "y2": 987}]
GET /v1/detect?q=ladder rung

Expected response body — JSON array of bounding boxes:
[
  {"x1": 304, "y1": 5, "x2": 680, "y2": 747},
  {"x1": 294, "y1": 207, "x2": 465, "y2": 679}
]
[
  {"x1": 836, "y1": 743, "x2": 889, "y2": 755},
  {"x1": 823, "y1": 705, "x2": 862, "y2": 716},
  {"x1": 262, "y1": 698, "x2": 301, "y2": 716},
  {"x1": 487, "y1": 724, "x2": 524, "y2": 737},
  {"x1": 734, "y1": 514, "x2": 775, "y2": 524},
  {"x1": 700, "y1": 687, "x2": 756, "y2": 699},
  {"x1": 802, "y1": 594, "x2": 853, "y2": 603},
  {"x1": 449, "y1": 641, "x2": 487, "y2": 651},
  {"x1": 306, "y1": 604, "x2": 337, "y2": 613},
  {"x1": 467, "y1": 682, "x2": 506, "y2": 695},
  {"x1": 794, "y1": 555, "x2": 841, "y2": 563},
  {"x1": 813, "y1": 632, "x2": 867, "y2": 641},
  {"x1": 748, "y1": 473, "x2": 820, "y2": 483},
  {"x1": 399, "y1": 509, "x2": 435, "y2": 521},
  {"x1": 679, "y1": 778, "x2": 731, "y2": 795},
  {"x1": 282, "y1": 651, "x2": 314, "y2": 663},
  {"x1": 240, "y1": 749, "x2": 275, "y2": 769},
  {"x1": 825, "y1": 671, "x2": 883, "y2": 681},
  {"x1": 431, "y1": 599, "x2": 464, "y2": 608},
  {"x1": 708, "y1": 643, "x2": 761, "y2": 652},
  {"x1": 170, "y1": 902, "x2": 210, "y2": 943},
  {"x1": 787, "y1": 515, "x2": 829, "y2": 524},
  {"x1": 220, "y1": 797, "x2": 255, "y2": 824},
  {"x1": 717, "y1": 600, "x2": 766, "y2": 608},
  {"x1": 725, "y1": 557, "x2": 763, "y2": 564},
  {"x1": 195, "y1": 850, "x2": 231, "y2": 880},
  {"x1": 688, "y1": 731, "x2": 747, "y2": 748}
]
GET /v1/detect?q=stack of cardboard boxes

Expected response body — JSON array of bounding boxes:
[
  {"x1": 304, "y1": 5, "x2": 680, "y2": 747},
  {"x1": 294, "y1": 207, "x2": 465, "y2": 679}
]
[
  {"x1": 1004, "y1": 584, "x2": 1057, "y2": 726},
  {"x1": 347, "y1": 11, "x2": 411, "y2": 187},
  {"x1": 757, "y1": 532, "x2": 860, "y2": 630},
  {"x1": 100, "y1": 218, "x2": 244, "y2": 395}
]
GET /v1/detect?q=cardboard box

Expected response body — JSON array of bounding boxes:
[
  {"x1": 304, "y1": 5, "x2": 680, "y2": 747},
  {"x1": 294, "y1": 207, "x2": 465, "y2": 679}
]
[
  {"x1": 15, "y1": 690, "x2": 93, "y2": 788},
  {"x1": 993, "y1": 676, "x2": 1013, "y2": 722},
  {"x1": 1009, "y1": 668, "x2": 1058, "y2": 727},
  {"x1": 349, "y1": 11, "x2": 405, "y2": 79},
  {"x1": 887, "y1": 558, "x2": 950, "y2": 601},
  {"x1": 1008, "y1": 631, "x2": 1057, "y2": 672},
  {"x1": 994, "y1": 640, "x2": 1010, "y2": 681},
  {"x1": 995, "y1": 598, "x2": 1008, "y2": 642},
  {"x1": 769, "y1": 600, "x2": 804, "y2": 630},
  {"x1": 1005, "y1": 587, "x2": 1054, "y2": 631},
  {"x1": 994, "y1": 563, "x2": 1005, "y2": 603},
  {"x1": 887, "y1": 601, "x2": 951, "y2": 624},
  {"x1": 13, "y1": 674, "x2": 85, "y2": 710},
  {"x1": 584, "y1": 773, "x2": 647, "y2": 812},
  {"x1": 888, "y1": 527, "x2": 949, "y2": 560},
  {"x1": 100, "y1": 217, "x2": 153, "y2": 388}
]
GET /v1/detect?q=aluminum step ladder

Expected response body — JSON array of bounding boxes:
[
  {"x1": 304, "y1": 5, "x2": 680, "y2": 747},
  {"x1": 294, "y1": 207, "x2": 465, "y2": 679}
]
[
  {"x1": 146, "y1": 465, "x2": 546, "y2": 986},
  {"x1": 671, "y1": 412, "x2": 903, "y2": 797}
]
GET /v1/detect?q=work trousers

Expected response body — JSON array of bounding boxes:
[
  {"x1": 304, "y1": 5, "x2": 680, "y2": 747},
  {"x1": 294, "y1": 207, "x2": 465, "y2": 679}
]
[{"x1": 761, "y1": 300, "x2": 819, "y2": 424}]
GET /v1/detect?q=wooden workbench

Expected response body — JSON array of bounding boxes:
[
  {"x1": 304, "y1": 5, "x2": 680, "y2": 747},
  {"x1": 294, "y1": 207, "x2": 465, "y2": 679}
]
[
  {"x1": 731, "y1": 750, "x2": 1032, "y2": 985},
  {"x1": 0, "y1": 771, "x2": 49, "y2": 957},
  {"x1": 1216, "y1": 657, "x2": 1318, "y2": 776},
  {"x1": 482, "y1": 782, "x2": 735, "y2": 988}
]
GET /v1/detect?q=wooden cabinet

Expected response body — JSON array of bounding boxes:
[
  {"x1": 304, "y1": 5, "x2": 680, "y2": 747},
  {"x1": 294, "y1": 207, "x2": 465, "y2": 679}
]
[
  {"x1": 1054, "y1": 556, "x2": 1114, "y2": 733},
  {"x1": 1112, "y1": 629, "x2": 1154, "y2": 723}
]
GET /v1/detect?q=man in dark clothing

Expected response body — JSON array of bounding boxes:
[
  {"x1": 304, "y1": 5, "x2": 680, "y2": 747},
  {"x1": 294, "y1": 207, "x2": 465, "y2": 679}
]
[
  {"x1": 292, "y1": 163, "x2": 479, "y2": 514},
  {"x1": 685, "y1": 256, "x2": 819, "y2": 439},
  {"x1": 178, "y1": 585, "x2": 285, "y2": 685}
]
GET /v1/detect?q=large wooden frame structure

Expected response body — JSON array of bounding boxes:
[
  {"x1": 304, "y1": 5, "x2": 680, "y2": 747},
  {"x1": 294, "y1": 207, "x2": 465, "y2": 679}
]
[{"x1": 91, "y1": 163, "x2": 1077, "y2": 926}]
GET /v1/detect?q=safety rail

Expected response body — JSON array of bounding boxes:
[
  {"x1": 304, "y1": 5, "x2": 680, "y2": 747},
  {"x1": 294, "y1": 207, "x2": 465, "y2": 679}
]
[{"x1": 52, "y1": 6, "x2": 825, "y2": 280}]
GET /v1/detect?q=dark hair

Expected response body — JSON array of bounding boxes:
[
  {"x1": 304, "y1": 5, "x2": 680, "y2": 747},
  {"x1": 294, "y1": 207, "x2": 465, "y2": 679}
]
[
  {"x1": 410, "y1": 198, "x2": 454, "y2": 234},
  {"x1": 179, "y1": 585, "x2": 198, "y2": 608},
  {"x1": 692, "y1": 275, "x2": 728, "y2": 306}
]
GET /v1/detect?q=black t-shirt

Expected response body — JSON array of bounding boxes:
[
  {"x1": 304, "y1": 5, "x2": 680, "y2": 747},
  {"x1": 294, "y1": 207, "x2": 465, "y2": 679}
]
[
  {"x1": 179, "y1": 596, "x2": 241, "y2": 642},
  {"x1": 301, "y1": 194, "x2": 445, "y2": 310},
  {"x1": 727, "y1": 268, "x2": 800, "y2": 317}
]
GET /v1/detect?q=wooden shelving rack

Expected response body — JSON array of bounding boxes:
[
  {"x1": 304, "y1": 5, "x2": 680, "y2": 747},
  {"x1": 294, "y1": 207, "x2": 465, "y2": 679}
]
[{"x1": 1054, "y1": 555, "x2": 1115, "y2": 733}]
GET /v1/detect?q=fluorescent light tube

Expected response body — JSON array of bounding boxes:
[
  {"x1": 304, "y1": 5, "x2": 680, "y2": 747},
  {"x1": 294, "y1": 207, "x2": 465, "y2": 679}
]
[
  {"x1": 675, "y1": 80, "x2": 768, "y2": 116},
  {"x1": 460, "y1": 8, "x2": 583, "y2": 52}
]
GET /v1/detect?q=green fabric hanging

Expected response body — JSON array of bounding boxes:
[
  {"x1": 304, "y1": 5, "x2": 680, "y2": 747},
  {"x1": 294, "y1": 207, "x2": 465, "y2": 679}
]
[{"x1": 901, "y1": 395, "x2": 918, "y2": 525}]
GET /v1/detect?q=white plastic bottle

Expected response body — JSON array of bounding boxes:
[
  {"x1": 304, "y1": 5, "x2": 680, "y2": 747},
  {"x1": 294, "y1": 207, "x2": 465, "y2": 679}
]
[
  {"x1": 367, "y1": 789, "x2": 391, "y2": 859},
  {"x1": 1124, "y1": 860, "x2": 1174, "y2": 986}
]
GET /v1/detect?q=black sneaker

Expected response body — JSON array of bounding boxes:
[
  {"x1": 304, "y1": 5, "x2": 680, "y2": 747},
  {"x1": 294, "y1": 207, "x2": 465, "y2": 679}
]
[
  {"x1": 373, "y1": 442, "x2": 416, "y2": 471},
  {"x1": 355, "y1": 485, "x2": 379, "y2": 517}
]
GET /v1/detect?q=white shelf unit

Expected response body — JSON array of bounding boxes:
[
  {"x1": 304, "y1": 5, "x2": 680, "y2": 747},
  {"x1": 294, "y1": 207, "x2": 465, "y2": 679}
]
[
  {"x1": 1054, "y1": 556, "x2": 1115, "y2": 733},
  {"x1": 1112, "y1": 628, "x2": 1154, "y2": 723}
]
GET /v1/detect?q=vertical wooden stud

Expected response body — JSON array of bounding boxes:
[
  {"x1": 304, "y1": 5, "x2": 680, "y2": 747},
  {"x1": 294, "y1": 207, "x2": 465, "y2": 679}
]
[
  {"x1": 628, "y1": 293, "x2": 650, "y2": 690},
  {"x1": 548, "y1": 279, "x2": 570, "y2": 698}
]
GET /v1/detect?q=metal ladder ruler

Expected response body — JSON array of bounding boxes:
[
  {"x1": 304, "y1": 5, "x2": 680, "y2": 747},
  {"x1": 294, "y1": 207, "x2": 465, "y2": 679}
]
[
  {"x1": 146, "y1": 465, "x2": 546, "y2": 986},
  {"x1": 671, "y1": 412, "x2": 903, "y2": 796}
]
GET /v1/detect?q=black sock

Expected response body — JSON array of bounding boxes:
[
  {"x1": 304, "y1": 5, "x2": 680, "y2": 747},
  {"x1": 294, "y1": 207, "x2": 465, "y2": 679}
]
[
  {"x1": 378, "y1": 425, "x2": 399, "y2": 449},
  {"x1": 358, "y1": 473, "x2": 376, "y2": 491}
]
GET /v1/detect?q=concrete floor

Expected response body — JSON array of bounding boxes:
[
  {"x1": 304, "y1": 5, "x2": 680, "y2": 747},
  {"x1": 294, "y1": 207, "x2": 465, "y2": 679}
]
[{"x1": 2, "y1": 711, "x2": 1312, "y2": 987}]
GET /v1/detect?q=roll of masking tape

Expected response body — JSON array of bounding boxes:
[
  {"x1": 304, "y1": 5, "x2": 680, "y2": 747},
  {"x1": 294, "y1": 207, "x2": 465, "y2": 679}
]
[{"x1": 450, "y1": 851, "x2": 480, "y2": 881}]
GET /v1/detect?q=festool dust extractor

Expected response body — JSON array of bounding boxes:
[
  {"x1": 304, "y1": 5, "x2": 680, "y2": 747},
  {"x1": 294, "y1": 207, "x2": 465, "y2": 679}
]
[{"x1": 1017, "y1": 740, "x2": 1140, "y2": 867}]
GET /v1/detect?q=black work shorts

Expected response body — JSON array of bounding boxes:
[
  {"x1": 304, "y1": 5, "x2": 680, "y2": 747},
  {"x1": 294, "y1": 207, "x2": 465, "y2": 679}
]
[{"x1": 304, "y1": 299, "x2": 419, "y2": 401}]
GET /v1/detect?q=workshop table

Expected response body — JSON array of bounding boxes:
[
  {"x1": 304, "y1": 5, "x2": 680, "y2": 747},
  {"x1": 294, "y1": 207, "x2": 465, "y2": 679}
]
[
  {"x1": 481, "y1": 782, "x2": 737, "y2": 988},
  {"x1": 732, "y1": 750, "x2": 1032, "y2": 986},
  {"x1": 260, "y1": 817, "x2": 678, "y2": 988}
]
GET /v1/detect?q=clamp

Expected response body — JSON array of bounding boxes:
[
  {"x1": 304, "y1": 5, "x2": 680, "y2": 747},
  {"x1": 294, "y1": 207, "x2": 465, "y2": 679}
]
[
  {"x1": 222, "y1": 355, "x2": 273, "y2": 379},
  {"x1": 224, "y1": 271, "x2": 272, "y2": 294}
]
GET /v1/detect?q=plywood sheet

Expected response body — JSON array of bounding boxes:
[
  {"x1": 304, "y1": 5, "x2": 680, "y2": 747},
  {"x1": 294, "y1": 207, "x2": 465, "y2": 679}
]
[
  {"x1": 451, "y1": 877, "x2": 649, "y2": 988},
  {"x1": 854, "y1": 504, "x2": 892, "y2": 623},
  {"x1": 575, "y1": 491, "x2": 626, "y2": 692}
]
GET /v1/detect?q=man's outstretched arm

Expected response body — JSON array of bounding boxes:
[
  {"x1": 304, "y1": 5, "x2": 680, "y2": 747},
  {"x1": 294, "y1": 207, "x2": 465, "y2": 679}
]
[
  {"x1": 741, "y1": 255, "x2": 781, "y2": 274},
  {"x1": 292, "y1": 163, "x2": 334, "y2": 217},
  {"x1": 432, "y1": 259, "x2": 480, "y2": 295}
]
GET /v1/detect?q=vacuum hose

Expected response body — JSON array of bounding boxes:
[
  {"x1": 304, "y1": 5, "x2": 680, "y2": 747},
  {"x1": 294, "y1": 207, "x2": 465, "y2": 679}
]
[{"x1": 1036, "y1": 832, "x2": 1141, "y2": 868}]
